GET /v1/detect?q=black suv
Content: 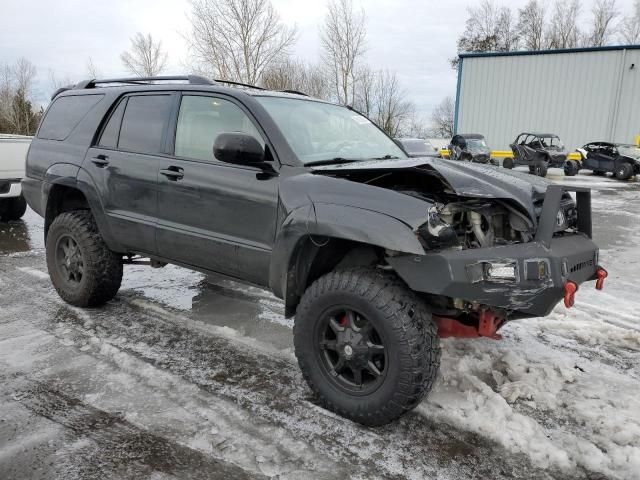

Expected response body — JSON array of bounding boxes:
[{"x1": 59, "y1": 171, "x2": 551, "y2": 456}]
[{"x1": 23, "y1": 76, "x2": 605, "y2": 426}]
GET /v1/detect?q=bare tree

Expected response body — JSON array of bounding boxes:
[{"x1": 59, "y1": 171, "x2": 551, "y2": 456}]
[
  {"x1": 0, "y1": 58, "x2": 39, "y2": 135},
  {"x1": 120, "y1": 32, "x2": 168, "y2": 77},
  {"x1": 452, "y1": 1, "x2": 519, "y2": 67},
  {"x1": 517, "y1": 0, "x2": 546, "y2": 50},
  {"x1": 618, "y1": 0, "x2": 640, "y2": 43},
  {"x1": 546, "y1": 0, "x2": 582, "y2": 49},
  {"x1": 371, "y1": 70, "x2": 413, "y2": 138},
  {"x1": 353, "y1": 65, "x2": 376, "y2": 117},
  {"x1": 588, "y1": 0, "x2": 619, "y2": 46},
  {"x1": 186, "y1": 0, "x2": 297, "y2": 85},
  {"x1": 430, "y1": 96, "x2": 455, "y2": 138},
  {"x1": 86, "y1": 57, "x2": 101, "y2": 78},
  {"x1": 320, "y1": 0, "x2": 367, "y2": 105},
  {"x1": 261, "y1": 58, "x2": 329, "y2": 99}
]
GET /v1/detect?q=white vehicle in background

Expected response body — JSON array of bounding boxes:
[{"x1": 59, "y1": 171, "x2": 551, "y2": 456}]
[{"x1": 0, "y1": 134, "x2": 31, "y2": 221}]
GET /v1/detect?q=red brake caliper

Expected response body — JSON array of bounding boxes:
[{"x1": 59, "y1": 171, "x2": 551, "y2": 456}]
[{"x1": 339, "y1": 314, "x2": 349, "y2": 327}]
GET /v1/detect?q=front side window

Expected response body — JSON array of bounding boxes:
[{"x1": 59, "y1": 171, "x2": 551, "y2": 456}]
[
  {"x1": 118, "y1": 95, "x2": 172, "y2": 154},
  {"x1": 255, "y1": 96, "x2": 406, "y2": 164},
  {"x1": 174, "y1": 95, "x2": 263, "y2": 162}
]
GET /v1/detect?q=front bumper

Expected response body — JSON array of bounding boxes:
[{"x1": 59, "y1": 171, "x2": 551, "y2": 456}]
[
  {"x1": 388, "y1": 185, "x2": 600, "y2": 318},
  {"x1": 0, "y1": 179, "x2": 22, "y2": 198},
  {"x1": 388, "y1": 235, "x2": 598, "y2": 317}
]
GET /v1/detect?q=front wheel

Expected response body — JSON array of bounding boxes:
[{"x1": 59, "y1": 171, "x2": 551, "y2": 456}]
[
  {"x1": 46, "y1": 210, "x2": 122, "y2": 307},
  {"x1": 294, "y1": 268, "x2": 441, "y2": 426},
  {"x1": 502, "y1": 158, "x2": 514, "y2": 169},
  {"x1": 0, "y1": 194, "x2": 27, "y2": 221},
  {"x1": 614, "y1": 163, "x2": 633, "y2": 181},
  {"x1": 530, "y1": 162, "x2": 548, "y2": 177}
]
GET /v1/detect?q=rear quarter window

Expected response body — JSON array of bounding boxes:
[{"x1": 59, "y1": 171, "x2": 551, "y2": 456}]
[{"x1": 37, "y1": 94, "x2": 104, "y2": 141}]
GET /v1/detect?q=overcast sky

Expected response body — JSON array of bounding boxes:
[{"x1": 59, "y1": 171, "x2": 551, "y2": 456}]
[{"x1": 1, "y1": 0, "x2": 637, "y2": 117}]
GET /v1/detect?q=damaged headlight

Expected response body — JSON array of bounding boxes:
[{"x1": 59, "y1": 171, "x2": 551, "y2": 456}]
[{"x1": 416, "y1": 205, "x2": 460, "y2": 250}]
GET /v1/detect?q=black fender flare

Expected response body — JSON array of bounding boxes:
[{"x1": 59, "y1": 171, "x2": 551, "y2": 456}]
[
  {"x1": 269, "y1": 202, "x2": 425, "y2": 315},
  {"x1": 43, "y1": 164, "x2": 124, "y2": 252}
]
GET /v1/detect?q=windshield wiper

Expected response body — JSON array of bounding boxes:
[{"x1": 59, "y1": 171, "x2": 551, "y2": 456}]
[
  {"x1": 372, "y1": 155, "x2": 400, "y2": 160},
  {"x1": 305, "y1": 157, "x2": 361, "y2": 167}
]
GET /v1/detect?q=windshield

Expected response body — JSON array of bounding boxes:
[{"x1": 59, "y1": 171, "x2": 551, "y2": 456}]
[
  {"x1": 399, "y1": 139, "x2": 434, "y2": 155},
  {"x1": 255, "y1": 96, "x2": 407, "y2": 164},
  {"x1": 466, "y1": 138, "x2": 488, "y2": 151},
  {"x1": 618, "y1": 144, "x2": 640, "y2": 159}
]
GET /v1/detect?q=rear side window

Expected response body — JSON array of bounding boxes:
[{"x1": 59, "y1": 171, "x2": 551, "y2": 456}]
[
  {"x1": 98, "y1": 99, "x2": 127, "y2": 148},
  {"x1": 37, "y1": 95, "x2": 104, "y2": 141},
  {"x1": 118, "y1": 95, "x2": 172, "y2": 154}
]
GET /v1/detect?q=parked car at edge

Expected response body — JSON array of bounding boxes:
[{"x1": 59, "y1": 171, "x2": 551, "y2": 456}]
[
  {"x1": 0, "y1": 134, "x2": 30, "y2": 221},
  {"x1": 23, "y1": 76, "x2": 605, "y2": 426},
  {"x1": 395, "y1": 137, "x2": 439, "y2": 157},
  {"x1": 507, "y1": 132, "x2": 568, "y2": 177},
  {"x1": 447, "y1": 133, "x2": 495, "y2": 165},
  {"x1": 569, "y1": 142, "x2": 640, "y2": 180}
]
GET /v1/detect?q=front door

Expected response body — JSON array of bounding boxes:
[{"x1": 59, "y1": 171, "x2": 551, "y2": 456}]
[
  {"x1": 84, "y1": 93, "x2": 174, "y2": 255},
  {"x1": 156, "y1": 93, "x2": 279, "y2": 285}
]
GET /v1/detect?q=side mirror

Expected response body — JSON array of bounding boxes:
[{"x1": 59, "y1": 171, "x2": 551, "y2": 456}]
[{"x1": 213, "y1": 132, "x2": 265, "y2": 165}]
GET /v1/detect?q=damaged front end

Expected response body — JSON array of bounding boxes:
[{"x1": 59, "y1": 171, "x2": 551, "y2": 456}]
[{"x1": 310, "y1": 159, "x2": 604, "y2": 338}]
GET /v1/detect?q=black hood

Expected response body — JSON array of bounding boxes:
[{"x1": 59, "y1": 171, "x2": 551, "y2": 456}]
[{"x1": 311, "y1": 157, "x2": 551, "y2": 220}]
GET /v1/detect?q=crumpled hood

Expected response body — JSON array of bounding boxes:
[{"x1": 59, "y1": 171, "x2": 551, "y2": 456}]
[{"x1": 311, "y1": 157, "x2": 552, "y2": 219}]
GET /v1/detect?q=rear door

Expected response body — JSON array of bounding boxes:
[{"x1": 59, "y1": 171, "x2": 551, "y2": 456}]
[
  {"x1": 156, "y1": 93, "x2": 279, "y2": 285},
  {"x1": 85, "y1": 93, "x2": 174, "y2": 255}
]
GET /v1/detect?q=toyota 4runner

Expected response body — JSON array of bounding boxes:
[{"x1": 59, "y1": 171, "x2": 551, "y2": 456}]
[{"x1": 23, "y1": 76, "x2": 607, "y2": 426}]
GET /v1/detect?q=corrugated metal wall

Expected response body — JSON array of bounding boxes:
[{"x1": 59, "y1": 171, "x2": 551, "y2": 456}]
[{"x1": 456, "y1": 48, "x2": 640, "y2": 150}]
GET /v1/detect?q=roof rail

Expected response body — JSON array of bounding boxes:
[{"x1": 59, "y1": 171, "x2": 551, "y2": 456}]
[
  {"x1": 75, "y1": 75, "x2": 214, "y2": 90},
  {"x1": 213, "y1": 79, "x2": 264, "y2": 90},
  {"x1": 280, "y1": 89, "x2": 308, "y2": 96}
]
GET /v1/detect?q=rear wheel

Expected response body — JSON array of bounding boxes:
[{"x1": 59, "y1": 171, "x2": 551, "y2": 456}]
[
  {"x1": 0, "y1": 194, "x2": 27, "y2": 221},
  {"x1": 46, "y1": 210, "x2": 122, "y2": 307},
  {"x1": 614, "y1": 163, "x2": 633, "y2": 181},
  {"x1": 564, "y1": 160, "x2": 579, "y2": 176},
  {"x1": 294, "y1": 268, "x2": 440, "y2": 426},
  {"x1": 502, "y1": 158, "x2": 514, "y2": 169}
]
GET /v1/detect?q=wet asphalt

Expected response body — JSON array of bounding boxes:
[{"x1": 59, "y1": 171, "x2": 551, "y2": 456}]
[{"x1": 1, "y1": 168, "x2": 638, "y2": 480}]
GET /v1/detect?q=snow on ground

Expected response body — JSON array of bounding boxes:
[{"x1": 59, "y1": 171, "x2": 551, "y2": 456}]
[{"x1": 1, "y1": 170, "x2": 640, "y2": 479}]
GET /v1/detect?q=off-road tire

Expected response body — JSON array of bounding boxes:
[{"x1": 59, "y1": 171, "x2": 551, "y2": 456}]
[
  {"x1": 46, "y1": 210, "x2": 122, "y2": 307},
  {"x1": 530, "y1": 161, "x2": 548, "y2": 177},
  {"x1": 0, "y1": 194, "x2": 27, "y2": 221},
  {"x1": 564, "y1": 160, "x2": 579, "y2": 176},
  {"x1": 614, "y1": 163, "x2": 633, "y2": 181},
  {"x1": 293, "y1": 267, "x2": 441, "y2": 426},
  {"x1": 502, "y1": 158, "x2": 514, "y2": 169}
]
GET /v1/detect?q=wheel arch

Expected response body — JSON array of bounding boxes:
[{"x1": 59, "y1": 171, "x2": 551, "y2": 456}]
[
  {"x1": 269, "y1": 203, "x2": 425, "y2": 317},
  {"x1": 43, "y1": 165, "x2": 122, "y2": 251}
]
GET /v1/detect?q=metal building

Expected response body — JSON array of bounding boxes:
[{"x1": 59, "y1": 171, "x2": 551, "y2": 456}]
[{"x1": 454, "y1": 45, "x2": 640, "y2": 150}]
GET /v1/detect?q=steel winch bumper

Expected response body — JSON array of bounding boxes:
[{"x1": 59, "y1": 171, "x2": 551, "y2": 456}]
[{"x1": 387, "y1": 185, "x2": 604, "y2": 318}]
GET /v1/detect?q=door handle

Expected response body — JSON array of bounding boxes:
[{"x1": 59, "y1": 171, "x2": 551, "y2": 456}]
[
  {"x1": 160, "y1": 167, "x2": 184, "y2": 180},
  {"x1": 91, "y1": 154, "x2": 109, "y2": 167}
]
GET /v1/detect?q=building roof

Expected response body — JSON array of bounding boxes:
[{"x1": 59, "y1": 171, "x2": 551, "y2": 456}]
[{"x1": 459, "y1": 44, "x2": 640, "y2": 59}]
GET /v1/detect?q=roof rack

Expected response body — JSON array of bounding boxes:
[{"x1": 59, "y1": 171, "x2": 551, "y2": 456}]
[
  {"x1": 213, "y1": 79, "x2": 264, "y2": 90},
  {"x1": 74, "y1": 75, "x2": 215, "y2": 90}
]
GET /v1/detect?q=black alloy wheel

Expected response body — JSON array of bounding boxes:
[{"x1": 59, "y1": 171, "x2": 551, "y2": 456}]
[{"x1": 316, "y1": 308, "x2": 387, "y2": 395}]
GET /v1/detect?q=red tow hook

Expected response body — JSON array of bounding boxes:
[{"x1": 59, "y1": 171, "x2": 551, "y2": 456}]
[
  {"x1": 595, "y1": 267, "x2": 608, "y2": 290},
  {"x1": 564, "y1": 281, "x2": 578, "y2": 308}
]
